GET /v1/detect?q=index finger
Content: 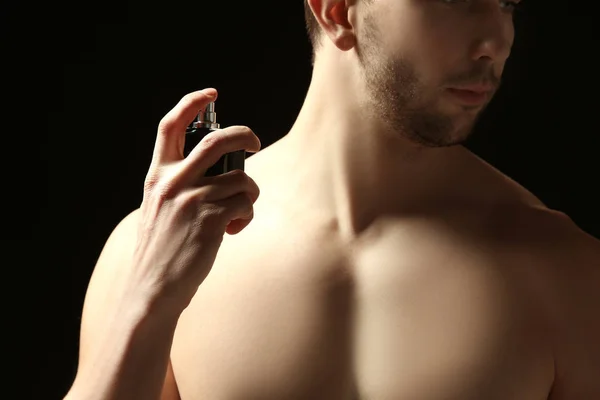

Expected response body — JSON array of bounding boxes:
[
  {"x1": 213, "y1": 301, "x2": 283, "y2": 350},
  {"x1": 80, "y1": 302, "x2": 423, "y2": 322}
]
[{"x1": 152, "y1": 88, "x2": 218, "y2": 166}]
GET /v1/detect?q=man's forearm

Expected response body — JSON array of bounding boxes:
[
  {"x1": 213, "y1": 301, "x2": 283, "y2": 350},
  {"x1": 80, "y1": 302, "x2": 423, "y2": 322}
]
[{"x1": 64, "y1": 297, "x2": 180, "y2": 400}]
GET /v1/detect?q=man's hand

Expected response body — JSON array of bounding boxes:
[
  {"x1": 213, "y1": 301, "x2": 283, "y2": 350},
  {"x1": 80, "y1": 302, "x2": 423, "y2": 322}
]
[
  {"x1": 64, "y1": 88, "x2": 261, "y2": 400},
  {"x1": 134, "y1": 88, "x2": 262, "y2": 312}
]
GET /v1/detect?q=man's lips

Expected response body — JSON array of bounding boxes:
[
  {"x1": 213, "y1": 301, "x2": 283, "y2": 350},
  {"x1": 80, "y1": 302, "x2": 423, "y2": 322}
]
[{"x1": 446, "y1": 88, "x2": 490, "y2": 106}]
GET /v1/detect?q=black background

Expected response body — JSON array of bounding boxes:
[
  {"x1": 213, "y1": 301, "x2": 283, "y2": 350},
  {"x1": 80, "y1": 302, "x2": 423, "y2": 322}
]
[{"x1": 5, "y1": 1, "x2": 598, "y2": 399}]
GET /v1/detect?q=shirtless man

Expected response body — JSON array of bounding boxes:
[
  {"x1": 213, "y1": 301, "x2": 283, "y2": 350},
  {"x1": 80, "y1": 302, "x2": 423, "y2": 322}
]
[{"x1": 64, "y1": 0, "x2": 600, "y2": 399}]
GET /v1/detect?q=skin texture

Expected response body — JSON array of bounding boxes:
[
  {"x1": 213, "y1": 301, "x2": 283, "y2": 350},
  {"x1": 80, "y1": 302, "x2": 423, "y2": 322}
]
[
  {"x1": 355, "y1": 0, "x2": 508, "y2": 146},
  {"x1": 67, "y1": 0, "x2": 600, "y2": 399}
]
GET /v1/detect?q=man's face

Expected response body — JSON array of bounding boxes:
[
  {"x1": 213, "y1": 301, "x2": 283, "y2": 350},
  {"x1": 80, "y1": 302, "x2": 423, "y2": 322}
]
[{"x1": 356, "y1": 0, "x2": 517, "y2": 147}]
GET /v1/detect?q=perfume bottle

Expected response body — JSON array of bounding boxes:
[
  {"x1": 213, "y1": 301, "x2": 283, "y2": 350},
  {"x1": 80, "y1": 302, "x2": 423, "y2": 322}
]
[{"x1": 184, "y1": 101, "x2": 245, "y2": 177}]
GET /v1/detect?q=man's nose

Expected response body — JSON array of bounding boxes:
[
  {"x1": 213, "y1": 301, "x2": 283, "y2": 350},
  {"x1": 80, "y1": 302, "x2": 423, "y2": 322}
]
[{"x1": 469, "y1": 6, "x2": 515, "y2": 63}]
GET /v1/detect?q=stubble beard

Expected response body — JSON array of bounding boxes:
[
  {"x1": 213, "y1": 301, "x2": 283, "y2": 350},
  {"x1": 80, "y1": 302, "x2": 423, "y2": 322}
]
[{"x1": 356, "y1": 14, "x2": 477, "y2": 148}]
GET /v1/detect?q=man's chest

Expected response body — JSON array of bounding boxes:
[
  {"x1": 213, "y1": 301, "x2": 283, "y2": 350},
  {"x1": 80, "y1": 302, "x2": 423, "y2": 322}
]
[
  {"x1": 169, "y1": 217, "x2": 554, "y2": 400},
  {"x1": 171, "y1": 220, "x2": 357, "y2": 399}
]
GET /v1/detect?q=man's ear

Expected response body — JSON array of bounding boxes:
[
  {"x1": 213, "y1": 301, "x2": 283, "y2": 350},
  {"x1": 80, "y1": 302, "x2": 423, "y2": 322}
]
[{"x1": 307, "y1": 0, "x2": 357, "y2": 51}]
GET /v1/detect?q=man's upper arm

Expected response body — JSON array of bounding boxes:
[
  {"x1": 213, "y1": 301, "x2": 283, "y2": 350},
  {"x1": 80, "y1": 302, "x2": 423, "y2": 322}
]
[
  {"x1": 78, "y1": 209, "x2": 139, "y2": 363},
  {"x1": 161, "y1": 360, "x2": 181, "y2": 400},
  {"x1": 76, "y1": 208, "x2": 181, "y2": 400},
  {"x1": 542, "y1": 215, "x2": 600, "y2": 398}
]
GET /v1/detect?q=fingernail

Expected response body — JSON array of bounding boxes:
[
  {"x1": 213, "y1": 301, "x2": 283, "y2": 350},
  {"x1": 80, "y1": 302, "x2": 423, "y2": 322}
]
[{"x1": 202, "y1": 88, "x2": 217, "y2": 97}]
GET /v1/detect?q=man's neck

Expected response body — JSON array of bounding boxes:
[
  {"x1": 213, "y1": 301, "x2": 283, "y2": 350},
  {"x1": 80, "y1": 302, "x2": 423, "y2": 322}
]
[{"x1": 273, "y1": 59, "x2": 466, "y2": 239}]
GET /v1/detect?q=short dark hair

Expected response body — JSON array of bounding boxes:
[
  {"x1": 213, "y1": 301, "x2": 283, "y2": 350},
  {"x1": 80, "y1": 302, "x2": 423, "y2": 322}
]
[{"x1": 303, "y1": 0, "x2": 322, "y2": 65}]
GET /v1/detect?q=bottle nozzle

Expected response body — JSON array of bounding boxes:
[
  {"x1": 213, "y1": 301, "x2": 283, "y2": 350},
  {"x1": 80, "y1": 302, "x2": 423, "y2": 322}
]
[{"x1": 193, "y1": 101, "x2": 220, "y2": 130}]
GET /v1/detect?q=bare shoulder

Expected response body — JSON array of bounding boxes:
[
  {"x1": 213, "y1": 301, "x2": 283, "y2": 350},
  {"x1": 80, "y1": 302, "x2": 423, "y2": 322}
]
[
  {"x1": 351, "y1": 166, "x2": 600, "y2": 400},
  {"x1": 485, "y1": 202, "x2": 600, "y2": 323},
  {"x1": 458, "y1": 146, "x2": 599, "y2": 274},
  {"x1": 488, "y1": 201, "x2": 600, "y2": 275},
  {"x1": 489, "y1": 203, "x2": 600, "y2": 398},
  {"x1": 458, "y1": 143, "x2": 600, "y2": 396}
]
